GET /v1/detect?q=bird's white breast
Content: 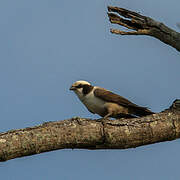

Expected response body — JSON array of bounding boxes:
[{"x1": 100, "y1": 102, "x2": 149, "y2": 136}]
[{"x1": 79, "y1": 87, "x2": 106, "y2": 115}]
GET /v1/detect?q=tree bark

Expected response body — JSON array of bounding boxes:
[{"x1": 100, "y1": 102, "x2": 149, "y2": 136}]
[
  {"x1": 107, "y1": 6, "x2": 180, "y2": 52},
  {"x1": 0, "y1": 100, "x2": 180, "y2": 162}
]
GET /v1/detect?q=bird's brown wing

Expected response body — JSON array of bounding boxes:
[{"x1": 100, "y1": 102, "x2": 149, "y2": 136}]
[
  {"x1": 94, "y1": 88, "x2": 139, "y2": 107},
  {"x1": 94, "y1": 88, "x2": 153, "y2": 116}
]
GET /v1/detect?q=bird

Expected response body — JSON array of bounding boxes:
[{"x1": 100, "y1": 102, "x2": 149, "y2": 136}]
[{"x1": 70, "y1": 80, "x2": 154, "y2": 119}]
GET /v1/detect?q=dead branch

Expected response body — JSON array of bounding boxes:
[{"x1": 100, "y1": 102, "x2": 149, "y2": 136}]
[
  {"x1": 0, "y1": 100, "x2": 180, "y2": 162},
  {"x1": 108, "y1": 6, "x2": 180, "y2": 52}
]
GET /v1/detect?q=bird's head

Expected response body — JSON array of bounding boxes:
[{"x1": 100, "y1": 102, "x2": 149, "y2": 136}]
[{"x1": 70, "y1": 80, "x2": 93, "y2": 97}]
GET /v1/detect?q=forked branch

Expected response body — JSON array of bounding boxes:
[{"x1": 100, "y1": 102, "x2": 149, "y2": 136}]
[{"x1": 108, "y1": 6, "x2": 180, "y2": 51}]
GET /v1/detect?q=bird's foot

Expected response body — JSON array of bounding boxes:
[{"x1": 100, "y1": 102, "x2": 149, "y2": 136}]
[
  {"x1": 97, "y1": 117, "x2": 109, "y2": 123},
  {"x1": 96, "y1": 118, "x2": 104, "y2": 122}
]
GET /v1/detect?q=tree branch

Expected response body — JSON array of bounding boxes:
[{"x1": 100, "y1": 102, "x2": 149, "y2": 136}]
[
  {"x1": 107, "y1": 6, "x2": 180, "y2": 52},
  {"x1": 0, "y1": 100, "x2": 180, "y2": 162}
]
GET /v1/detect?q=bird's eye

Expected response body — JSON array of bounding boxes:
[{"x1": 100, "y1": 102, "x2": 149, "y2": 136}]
[{"x1": 76, "y1": 84, "x2": 83, "y2": 88}]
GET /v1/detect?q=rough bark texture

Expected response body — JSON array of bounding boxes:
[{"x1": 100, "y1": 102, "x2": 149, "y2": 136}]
[
  {"x1": 0, "y1": 100, "x2": 180, "y2": 162},
  {"x1": 108, "y1": 6, "x2": 180, "y2": 52}
]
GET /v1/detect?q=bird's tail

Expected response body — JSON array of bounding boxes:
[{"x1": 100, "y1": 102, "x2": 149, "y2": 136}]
[{"x1": 133, "y1": 106, "x2": 154, "y2": 117}]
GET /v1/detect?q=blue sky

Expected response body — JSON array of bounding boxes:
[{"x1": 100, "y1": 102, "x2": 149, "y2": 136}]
[{"x1": 0, "y1": 0, "x2": 180, "y2": 179}]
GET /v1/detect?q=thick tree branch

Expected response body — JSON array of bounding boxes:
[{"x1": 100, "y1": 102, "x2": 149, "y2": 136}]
[
  {"x1": 108, "y1": 6, "x2": 180, "y2": 52},
  {"x1": 0, "y1": 100, "x2": 180, "y2": 162}
]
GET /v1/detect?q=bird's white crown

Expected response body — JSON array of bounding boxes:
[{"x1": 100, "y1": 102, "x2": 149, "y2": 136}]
[{"x1": 72, "y1": 80, "x2": 91, "y2": 86}]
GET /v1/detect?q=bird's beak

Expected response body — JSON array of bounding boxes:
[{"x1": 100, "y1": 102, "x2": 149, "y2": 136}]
[{"x1": 69, "y1": 86, "x2": 76, "y2": 90}]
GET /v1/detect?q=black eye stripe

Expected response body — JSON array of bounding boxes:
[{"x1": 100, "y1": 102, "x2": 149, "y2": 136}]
[{"x1": 76, "y1": 84, "x2": 83, "y2": 88}]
